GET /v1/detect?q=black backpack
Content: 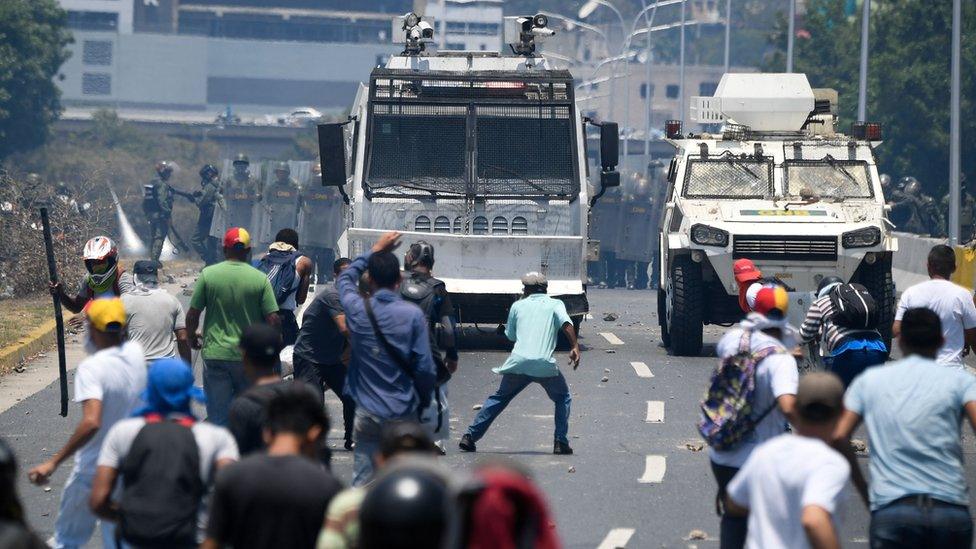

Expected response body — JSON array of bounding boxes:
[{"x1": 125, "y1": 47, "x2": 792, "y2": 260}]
[
  {"x1": 400, "y1": 274, "x2": 451, "y2": 384},
  {"x1": 141, "y1": 184, "x2": 159, "y2": 215},
  {"x1": 118, "y1": 415, "x2": 203, "y2": 548},
  {"x1": 829, "y1": 283, "x2": 878, "y2": 330},
  {"x1": 256, "y1": 249, "x2": 299, "y2": 306}
]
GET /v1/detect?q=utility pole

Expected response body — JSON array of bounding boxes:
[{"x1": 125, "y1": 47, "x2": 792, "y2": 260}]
[
  {"x1": 949, "y1": 0, "x2": 961, "y2": 244},
  {"x1": 857, "y1": 0, "x2": 870, "y2": 122},
  {"x1": 786, "y1": 0, "x2": 795, "y2": 72},
  {"x1": 723, "y1": 0, "x2": 731, "y2": 75},
  {"x1": 679, "y1": 0, "x2": 686, "y2": 124}
]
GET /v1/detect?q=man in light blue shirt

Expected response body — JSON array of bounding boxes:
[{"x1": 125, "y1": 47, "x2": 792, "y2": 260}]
[
  {"x1": 460, "y1": 272, "x2": 580, "y2": 455},
  {"x1": 835, "y1": 307, "x2": 976, "y2": 548}
]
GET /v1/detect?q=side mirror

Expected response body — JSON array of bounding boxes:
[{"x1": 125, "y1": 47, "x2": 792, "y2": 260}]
[
  {"x1": 600, "y1": 122, "x2": 619, "y2": 170},
  {"x1": 317, "y1": 123, "x2": 347, "y2": 186}
]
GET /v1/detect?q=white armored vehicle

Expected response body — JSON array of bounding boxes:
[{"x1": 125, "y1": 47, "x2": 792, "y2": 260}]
[
  {"x1": 317, "y1": 14, "x2": 620, "y2": 329},
  {"x1": 658, "y1": 73, "x2": 896, "y2": 356}
]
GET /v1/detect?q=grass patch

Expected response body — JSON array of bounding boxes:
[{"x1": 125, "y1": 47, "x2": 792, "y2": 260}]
[{"x1": 0, "y1": 295, "x2": 55, "y2": 350}]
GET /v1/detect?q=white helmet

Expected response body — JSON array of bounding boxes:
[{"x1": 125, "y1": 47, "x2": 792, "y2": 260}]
[{"x1": 83, "y1": 236, "x2": 119, "y2": 286}]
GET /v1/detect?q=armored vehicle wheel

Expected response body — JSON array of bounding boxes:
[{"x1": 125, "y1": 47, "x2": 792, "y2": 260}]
[
  {"x1": 856, "y1": 254, "x2": 895, "y2": 354},
  {"x1": 657, "y1": 288, "x2": 671, "y2": 347},
  {"x1": 667, "y1": 256, "x2": 704, "y2": 356}
]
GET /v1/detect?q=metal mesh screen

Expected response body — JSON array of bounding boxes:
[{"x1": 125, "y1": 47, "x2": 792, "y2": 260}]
[
  {"x1": 374, "y1": 77, "x2": 570, "y2": 102},
  {"x1": 785, "y1": 161, "x2": 872, "y2": 199},
  {"x1": 682, "y1": 159, "x2": 773, "y2": 199},
  {"x1": 475, "y1": 105, "x2": 575, "y2": 196}
]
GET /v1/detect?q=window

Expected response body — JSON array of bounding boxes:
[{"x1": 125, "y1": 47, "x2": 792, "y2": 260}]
[
  {"x1": 453, "y1": 216, "x2": 464, "y2": 234},
  {"x1": 67, "y1": 10, "x2": 118, "y2": 31},
  {"x1": 640, "y1": 83, "x2": 655, "y2": 99},
  {"x1": 83, "y1": 41, "x2": 112, "y2": 66},
  {"x1": 472, "y1": 216, "x2": 488, "y2": 235},
  {"x1": 666, "y1": 85, "x2": 680, "y2": 99},
  {"x1": 699, "y1": 81, "x2": 718, "y2": 96},
  {"x1": 491, "y1": 216, "x2": 508, "y2": 234},
  {"x1": 434, "y1": 216, "x2": 451, "y2": 233},
  {"x1": 82, "y1": 73, "x2": 111, "y2": 96},
  {"x1": 784, "y1": 160, "x2": 873, "y2": 199},
  {"x1": 511, "y1": 216, "x2": 528, "y2": 235},
  {"x1": 683, "y1": 158, "x2": 773, "y2": 199},
  {"x1": 414, "y1": 215, "x2": 431, "y2": 231}
]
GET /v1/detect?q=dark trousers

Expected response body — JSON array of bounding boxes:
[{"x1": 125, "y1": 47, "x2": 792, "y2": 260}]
[
  {"x1": 710, "y1": 460, "x2": 747, "y2": 549},
  {"x1": 294, "y1": 355, "x2": 355, "y2": 442},
  {"x1": 191, "y1": 213, "x2": 217, "y2": 265},
  {"x1": 826, "y1": 348, "x2": 887, "y2": 388},
  {"x1": 279, "y1": 309, "x2": 299, "y2": 346},
  {"x1": 870, "y1": 496, "x2": 973, "y2": 549},
  {"x1": 148, "y1": 216, "x2": 170, "y2": 262}
]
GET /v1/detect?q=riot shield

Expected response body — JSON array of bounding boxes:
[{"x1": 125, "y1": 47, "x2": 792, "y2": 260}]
[
  {"x1": 256, "y1": 161, "x2": 306, "y2": 245},
  {"x1": 615, "y1": 199, "x2": 656, "y2": 262},
  {"x1": 298, "y1": 178, "x2": 344, "y2": 250}
]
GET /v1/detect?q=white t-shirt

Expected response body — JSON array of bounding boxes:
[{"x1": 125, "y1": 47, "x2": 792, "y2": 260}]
[
  {"x1": 709, "y1": 328, "x2": 799, "y2": 468},
  {"x1": 73, "y1": 341, "x2": 147, "y2": 472},
  {"x1": 727, "y1": 434, "x2": 850, "y2": 549},
  {"x1": 98, "y1": 417, "x2": 239, "y2": 484},
  {"x1": 895, "y1": 279, "x2": 976, "y2": 365},
  {"x1": 122, "y1": 288, "x2": 186, "y2": 361}
]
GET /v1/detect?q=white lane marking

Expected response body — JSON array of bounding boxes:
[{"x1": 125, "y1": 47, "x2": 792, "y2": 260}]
[
  {"x1": 645, "y1": 401, "x2": 665, "y2": 423},
  {"x1": 597, "y1": 528, "x2": 636, "y2": 549},
  {"x1": 638, "y1": 455, "x2": 667, "y2": 483},
  {"x1": 600, "y1": 332, "x2": 625, "y2": 345},
  {"x1": 630, "y1": 361, "x2": 653, "y2": 378}
]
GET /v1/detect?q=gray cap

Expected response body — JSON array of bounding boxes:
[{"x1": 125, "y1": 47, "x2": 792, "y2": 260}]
[
  {"x1": 521, "y1": 271, "x2": 547, "y2": 287},
  {"x1": 796, "y1": 372, "x2": 845, "y2": 422}
]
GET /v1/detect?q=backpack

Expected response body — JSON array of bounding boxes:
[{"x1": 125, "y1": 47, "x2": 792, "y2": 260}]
[
  {"x1": 118, "y1": 414, "x2": 203, "y2": 548},
  {"x1": 829, "y1": 283, "x2": 878, "y2": 330},
  {"x1": 141, "y1": 184, "x2": 159, "y2": 215},
  {"x1": 256, "y1": 249, "x2": 299, "y2": 306},
  {"x1": 400, "y1": 274, "x2": 452, "y2": 385},
  {"x1": 697, "y1": 330, "x2": 785, "y2": 451}
]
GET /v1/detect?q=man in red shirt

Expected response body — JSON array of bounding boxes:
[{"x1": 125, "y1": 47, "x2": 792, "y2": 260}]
[{"x1": 734, "y1": 259, "x2": 763, "y2": 314}]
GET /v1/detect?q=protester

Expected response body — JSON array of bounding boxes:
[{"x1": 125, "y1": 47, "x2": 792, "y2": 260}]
[
  {"x1": 122, "y1": 259, "x2": 190, "y2": 364},
  {"x1": 734, "y1": 259, "x2": 763, "y2": 314},
  {"x1": 835, "y1": 307, "x2": 976, "y2": 548},
  {"x1": 400, "y1": 241, "x2": 458, "y2": 453},
  {"x1": 705, "y1": 284, "x2": 799, "y2": 549},
  {"x1": 0, "y1": 438, "x2": 47, "y2": 548},
  {"x1": 293, "y1": 257, "x2": 356, "y2": 450},
  {"x1": 460, "y1": 271, "x2": 580, "y2": 455},
  {"x1": 203, "y1": 385, "x2": 342, "y2": 549},
  {"x1": 893, "y1": 244, "x2": 976, "y2": 366},
  {"x1": 336, "y1": 231, "x2": 437, "y2": 486},
  {"x1": 186, "y1": 227, "x2": 280, "y2": 426},
  {"x1": 90, "y1": 358, "x2": 239, "y2": 548},
  {"x1": 799, "y1": 276, "x2": 886, "y2": 387},
  {"x1": 318, "y1": 421, "x2": 439, "y2": 549},
  {"x1": 28, "y1": 298, "x2": 146, "y2": 549},
  {"x1": 357, "y1": 460, "x2": 451, "y2": 549},
  {"x1": 256, "y1": 228, "x2": 313, "y2": 345},
  {"x1": 50, "y1": 236, "x2": 134, "y2": 314},
  {"x1": 725, "y1": 372, "x2": 849, "y2": 549},
  {"x1": 228, "y1": 323, "x2": 324, "y2": 458}
]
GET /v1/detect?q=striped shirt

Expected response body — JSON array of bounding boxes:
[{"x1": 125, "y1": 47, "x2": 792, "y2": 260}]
[{"x1": 800, "y1": 295, "x2": 882, "y2": 355}]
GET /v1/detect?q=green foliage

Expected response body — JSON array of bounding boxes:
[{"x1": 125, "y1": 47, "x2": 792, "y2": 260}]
[{"x1": 0, "y1": 0, "x2": 72, "y2": 160}]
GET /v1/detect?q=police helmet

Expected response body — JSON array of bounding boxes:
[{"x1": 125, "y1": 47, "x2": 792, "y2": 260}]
[
  {"x1": 274, "y1": 161, "x2": 291, "y2": 175},
  {"x1": 405, "y1": 241, "x2": 435, "y2": 270},
  {"x1": 199, "y1": 164, "x2": 219, "y2": 181},
  {"x1": 358, "y1": 462, "x2": 450, "y2": 549},
  {"x1": 879, "y1": 174, "x2": 891, "y2": 188},
  {"x1": 155, "y1": 161, "x2": 173, "y2": 177},
  {"x1": 901, "y1": 177, "x2": 921, "y2": 195},
  {"x1": 233, "y1": 153, "x2": 250, "y2": 166}
]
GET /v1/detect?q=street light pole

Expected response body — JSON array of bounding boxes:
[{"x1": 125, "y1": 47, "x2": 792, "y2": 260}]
[
  {"x1": 857, "y1": 0, "x2": 870, "y2": 122},
  {"x1": 949, "y1": 0, "x2": 961, "y2": 245},
  {"x1": 679, "y1": 0, "x2": 687, "y2": 124},
  {"x1": 724, "y1": 0, "x2": 732, "y2": 75},
  {"x1": 786, "y1": 0, "x2": 795, "y2": 72}
]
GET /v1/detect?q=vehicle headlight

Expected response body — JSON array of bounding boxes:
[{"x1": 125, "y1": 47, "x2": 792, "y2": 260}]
[
  {"x1": 842, "y1": 226, "x2": 881, "y2": 248},
  {"x1": 690, "y1": 224, "x2": 729, "y2": 247}
]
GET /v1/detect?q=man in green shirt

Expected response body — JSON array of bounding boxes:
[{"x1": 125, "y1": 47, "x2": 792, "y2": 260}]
[{"x1": 187, "y1": 227, "x2": 280, "y2": 426}]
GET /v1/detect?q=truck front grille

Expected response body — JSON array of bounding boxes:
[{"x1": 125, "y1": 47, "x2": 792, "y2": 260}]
[{"x1": 732, "y1": 235, "x2": 838, "y2": 261}]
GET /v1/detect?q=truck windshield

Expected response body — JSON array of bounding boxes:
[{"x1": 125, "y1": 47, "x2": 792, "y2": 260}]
[
  {"x1": 784, "y1": 160, "x2": 873, "y2": 199},
  {"x1": 682, "y1": 158, "x2": 773, "y2": 199}
]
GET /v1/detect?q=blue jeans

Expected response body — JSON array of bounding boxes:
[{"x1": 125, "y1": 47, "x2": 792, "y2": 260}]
[
  {"x1": 203, "y1": 359, "x2": 250, "y2": 426},
  {"x1": 870, "y1": 496, "x2": 972, "y2": 549},
  {"x1": 352, "y1": 409, "x2": 415, "y2": 487},
  {"x1": 825, "y1": 348, "x2": 887, "y2": 387},
  {"x1": 466, "y1": 373, "x2": 572, "y2": 445}
]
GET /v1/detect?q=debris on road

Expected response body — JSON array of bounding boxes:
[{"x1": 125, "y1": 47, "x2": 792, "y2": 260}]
[
  {"x1": 687, "y1": 529, "x2": 708, "y2": 540},
  {"x1": 603, "y1": 368, "x2": 610, "y2": 373},
  {"x1": 685, "y1": 441, "x2": 704, "y2": 452},
  {"x1": 567, "y1": 466, "x2": 576, "y2": 473},
  {"x1": 605, "y1": 349, "x2": 616, "y2": 354},
  {"x1": 472, "y1": 404, "x2": 483, "y2": 411},
  {"x1": 43, "y1": 487, "x2": 51, "y2": 492},
  {"x1": 600, "y1": 376, "x2": 609, "y2": 383},
  {"x1": 602, "y1": 312, "x2": 619, "y2": 321},
  {"x1": 851, "y1": 438, "x2": 868, "y2": 453}
]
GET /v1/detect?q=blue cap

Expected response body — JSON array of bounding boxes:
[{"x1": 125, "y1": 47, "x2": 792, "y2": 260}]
[{"x1": 134, "y1": 358, "x2": 206, "y2": 417}]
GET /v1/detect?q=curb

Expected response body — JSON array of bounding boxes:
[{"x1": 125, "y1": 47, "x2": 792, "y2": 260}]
[{"x1": 0, "y1": 318, "x2": 59, "y2": 376}]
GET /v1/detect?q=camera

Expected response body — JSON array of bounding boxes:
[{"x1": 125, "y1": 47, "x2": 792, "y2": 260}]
[{"x1": 418, "y1": 21, "x2": 434, "y2": 39}]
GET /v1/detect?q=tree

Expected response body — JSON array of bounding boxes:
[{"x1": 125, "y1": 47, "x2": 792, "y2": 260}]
[{"x1": 0, "y1": 0, "x2": 72, "y2": 161}]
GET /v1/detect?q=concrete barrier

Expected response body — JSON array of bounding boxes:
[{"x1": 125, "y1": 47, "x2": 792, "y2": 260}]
[{"x1": 891, "y1": 231, "x2": 976, "y2": 292}]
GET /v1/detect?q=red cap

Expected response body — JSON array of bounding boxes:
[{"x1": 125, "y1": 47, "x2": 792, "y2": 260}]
[
  {"x1": 223, "y1": 227, "x2": 251, "y2": 249},
  {"x1": 733, "y1": 258, "x2": 762, "y2": 284}
]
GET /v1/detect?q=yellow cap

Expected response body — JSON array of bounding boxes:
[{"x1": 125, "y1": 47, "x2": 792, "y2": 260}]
[{"x1": 86, "y1": 298, "x2": 126, "y2": 333}]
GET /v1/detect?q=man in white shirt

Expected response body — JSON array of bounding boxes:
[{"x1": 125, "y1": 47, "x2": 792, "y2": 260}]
[
  {"x1": 27, "y1": 298, "x2": 147, "y2": 549},
  {"x1": 709, "y1": 284, "x2": 799, "y2": 549},
  {"x1": 727, "y1": 372, "x2": 850, "y2": 549},
  {"x1": 894, "y1": 244, "x2": 976, "y2": 366}
]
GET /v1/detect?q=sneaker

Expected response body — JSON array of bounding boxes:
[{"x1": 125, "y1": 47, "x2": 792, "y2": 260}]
[
  {"x1": 435, "y1": 441, "x2": 447, "y2": 456},
  {"x1": 553, "y1": 441, "x2": 574, "y2": 455},
  {"x1": 458, "y1": 434, "x2": 476, "y2": 452},
  {"x1": 344, "y1": 439, "x2": 354, "y2": 451}
]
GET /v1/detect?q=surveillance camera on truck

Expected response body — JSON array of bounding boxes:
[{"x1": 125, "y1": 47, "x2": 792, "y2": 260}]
[
  {"x1": 658, "y1": 73, "x2": 897, "y2": 356},
  {"x1": 316, "y1": 13, "x2": 620, "y2": 330}
]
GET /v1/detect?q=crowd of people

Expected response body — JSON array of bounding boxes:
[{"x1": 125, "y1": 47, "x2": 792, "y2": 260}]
[{"x1": 5, "y1": 225, "x2": 576, "y2": 549}]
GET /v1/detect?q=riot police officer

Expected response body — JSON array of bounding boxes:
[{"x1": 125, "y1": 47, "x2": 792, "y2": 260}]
[
  {"x1": 298, "y1": 163, "x2": 342, "y2": 281},
  {"x1": 191, "y1": 164, "x2": 224, "y2": 265},
  {"x1": 890, "y1": 177, "x2": 927, "y2": 234},
  {"x1": 879, "y1": 173, "x2": 893, "y2": 203},
  {"x1": 222, "y1": 153, "x2": 261, "y2": 234},
  {"x1": 259, "y1": 161, "x2": 301, "y2": 249},
  {"x1": 616, "y1": 172, "x2": 657, "y2": 290},
  {"x1": 589, "y1": 184, "x2": 624, "y2": 288},
  {"x1": 143, "y1": 161, "x2": 175, "y2": 263}
]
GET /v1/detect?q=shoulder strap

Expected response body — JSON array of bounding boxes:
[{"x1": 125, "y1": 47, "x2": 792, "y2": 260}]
[{"x1": 363, "y1": 297, "x2": 414, "y2": 377}]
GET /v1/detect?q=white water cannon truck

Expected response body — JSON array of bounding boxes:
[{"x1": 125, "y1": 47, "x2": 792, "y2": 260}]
[
  {"x1": 316, "y1": 13, "x2": 620, "y2": 330},
  {"x1": 658, "y1": 73, "x2": 897, "y2": 356}
]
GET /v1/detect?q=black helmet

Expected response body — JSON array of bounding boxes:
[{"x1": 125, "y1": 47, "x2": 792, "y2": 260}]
[
  {"x1": 359, "y1": 463, "x2": 450, "y2": 549},
  {"x1": 899, "y1": 176, "x2": 920, "y2": 195},
  {"x1": 199, "y1": 164, "x2": 219, "y2": 181},
  {"x1": 817, "y1": 275, "x2": 844, "y2": 298},
  {"x1": 233, "y1": 153, "x2": 249, "y2": 166},
  {"x1": 274, "y1": 161, "x2": 290, "y2": 175},
  {"x1": 405, "y1": 240, "x2": 435, "y2": 270},
  {"x1": 155, "y1": 161, "x2": 173, "y2": 177}
]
